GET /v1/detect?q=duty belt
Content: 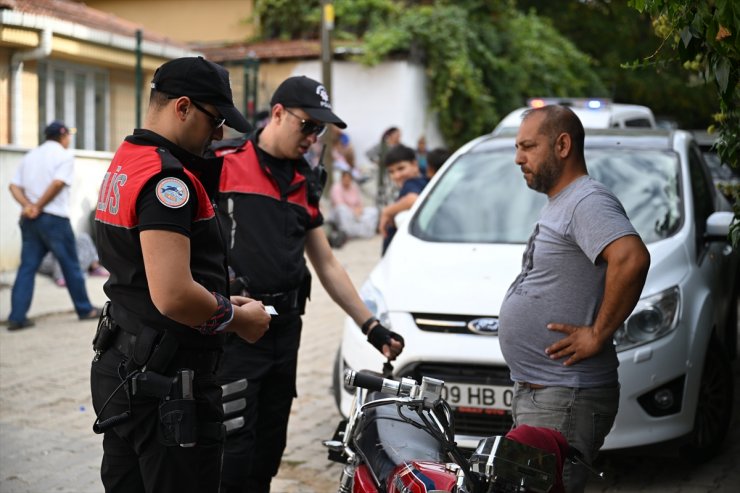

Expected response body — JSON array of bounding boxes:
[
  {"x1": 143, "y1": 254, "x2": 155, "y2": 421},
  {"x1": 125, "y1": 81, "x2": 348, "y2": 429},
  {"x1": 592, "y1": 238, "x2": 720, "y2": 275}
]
[
  {"x1": 250, "y1": 288, "x2": 301, "y2": 314},
  {"x1": 113, "y1": 329, "x2": 220, "y2": 374}
]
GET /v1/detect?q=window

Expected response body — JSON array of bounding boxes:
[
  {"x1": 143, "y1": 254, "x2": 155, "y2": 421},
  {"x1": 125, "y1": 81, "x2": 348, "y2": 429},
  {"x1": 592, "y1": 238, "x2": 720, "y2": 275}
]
[
  {"x1": 410, "y1": 147, "x2": 682, "y2": 245},
  {"x1": 624, "y1": 118, "x2": 652, "y2": 128},
  {"x1": 688, "y1": 145, "x2": 715, "y2": 255},
  {"x1": 38, "y1": 61, "x2": 109, "y2": 151}
]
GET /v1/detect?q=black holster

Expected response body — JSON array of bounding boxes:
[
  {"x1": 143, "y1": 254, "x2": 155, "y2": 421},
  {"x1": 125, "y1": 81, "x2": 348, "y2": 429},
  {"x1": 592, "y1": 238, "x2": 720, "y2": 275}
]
[{"x1": 92, "y1": 301, "x2": 116, "y2": 361}]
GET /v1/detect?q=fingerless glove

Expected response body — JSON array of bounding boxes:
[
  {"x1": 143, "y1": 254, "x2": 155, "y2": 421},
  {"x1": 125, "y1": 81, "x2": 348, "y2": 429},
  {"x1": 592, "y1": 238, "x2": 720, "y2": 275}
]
[{"x1": 367, "y1": 323, "x2": 405, "y2": 351}]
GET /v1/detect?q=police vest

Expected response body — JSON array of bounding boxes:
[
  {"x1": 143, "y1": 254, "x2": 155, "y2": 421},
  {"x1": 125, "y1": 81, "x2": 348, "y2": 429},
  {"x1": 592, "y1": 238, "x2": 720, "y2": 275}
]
[
  {"x1": 215, "y1": 138, "x2": 322, "y2": 294},
  {"x1": 96, "y1": 139, "x2": 227, "y2": 348}
]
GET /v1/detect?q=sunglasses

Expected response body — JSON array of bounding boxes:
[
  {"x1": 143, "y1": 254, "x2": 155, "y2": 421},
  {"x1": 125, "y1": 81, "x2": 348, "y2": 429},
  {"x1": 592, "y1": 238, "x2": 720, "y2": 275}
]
[
  {"x1": 168, "y1": 95, "x2": 226, "y2": 129},
  {"x1": 284, "y1": 107, "x2": 327, "y2": 137}
]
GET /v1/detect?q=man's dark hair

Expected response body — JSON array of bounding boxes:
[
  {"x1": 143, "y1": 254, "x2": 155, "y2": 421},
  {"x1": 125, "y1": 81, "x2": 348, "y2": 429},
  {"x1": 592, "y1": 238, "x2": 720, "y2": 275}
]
[
  {"x1": 384, "y1": 144, "x2": 416, "y2": 167},
  {"x1": 149, "y1": 90, "x2": 171, "y2": 110},
  {"x1": 523, "y1": 105, "x2": 585, "y2": 159},
  {"x1": 426, "y1": 147, "x2": 452, "y2": 174}
]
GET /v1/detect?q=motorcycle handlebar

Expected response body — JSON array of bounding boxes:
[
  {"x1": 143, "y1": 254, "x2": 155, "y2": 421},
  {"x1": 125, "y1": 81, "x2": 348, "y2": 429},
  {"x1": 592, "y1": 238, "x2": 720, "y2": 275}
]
[{"x1": 344, "y1": 369, "x2": 416, "y2": 397}]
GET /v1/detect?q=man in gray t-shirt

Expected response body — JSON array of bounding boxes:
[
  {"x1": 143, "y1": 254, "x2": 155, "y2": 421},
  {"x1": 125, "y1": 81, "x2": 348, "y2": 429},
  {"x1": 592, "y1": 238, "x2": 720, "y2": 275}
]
[{"x1": 498, "y1": 106, "x2": 650, "y2": 493}]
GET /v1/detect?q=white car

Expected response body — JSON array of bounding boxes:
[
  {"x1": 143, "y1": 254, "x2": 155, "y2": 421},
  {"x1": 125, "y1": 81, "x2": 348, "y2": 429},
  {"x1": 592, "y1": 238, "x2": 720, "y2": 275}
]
[
  {"x1": 494, "y1": 98, "x2": 656, "y2": 133},
  {"x1": 333, "y1": 127, "x2": 738, "y2": 461}
]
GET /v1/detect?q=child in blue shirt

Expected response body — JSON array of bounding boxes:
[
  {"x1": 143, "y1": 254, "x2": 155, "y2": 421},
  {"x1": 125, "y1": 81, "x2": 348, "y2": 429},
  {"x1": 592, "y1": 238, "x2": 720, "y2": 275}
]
[{"x1": 379, "y1": 144, "x2": 429, "y2": 254}]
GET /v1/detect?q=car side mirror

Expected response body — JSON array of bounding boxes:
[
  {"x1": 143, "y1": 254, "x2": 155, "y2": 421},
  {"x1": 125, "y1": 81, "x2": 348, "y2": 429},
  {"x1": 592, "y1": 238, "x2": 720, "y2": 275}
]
[{"x1": 705, "y1": 211, "x2": 734, "y2": 241}]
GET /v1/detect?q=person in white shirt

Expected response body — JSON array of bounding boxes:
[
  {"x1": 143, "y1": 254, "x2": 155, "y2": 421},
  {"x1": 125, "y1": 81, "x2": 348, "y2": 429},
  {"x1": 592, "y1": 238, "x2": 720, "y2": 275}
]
[{"x1": 7, "y1": 120, "x2": 100, "y2": 331}]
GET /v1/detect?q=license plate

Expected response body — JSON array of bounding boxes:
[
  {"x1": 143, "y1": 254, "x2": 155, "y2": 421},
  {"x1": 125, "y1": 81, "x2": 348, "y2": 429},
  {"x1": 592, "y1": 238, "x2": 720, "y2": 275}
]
[{"x1": 440, "y1": 382, "x2": 514, "y2": 411}]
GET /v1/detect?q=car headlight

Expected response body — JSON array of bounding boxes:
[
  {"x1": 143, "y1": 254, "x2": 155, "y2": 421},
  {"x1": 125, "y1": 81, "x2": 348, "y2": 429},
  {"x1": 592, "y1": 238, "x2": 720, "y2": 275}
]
[
  {"x1": 614, "y1": 286, "x2": 680, "y2": 352},
  {"x1": 359, "y1": 279, "x2": 391, "y2": 329}
]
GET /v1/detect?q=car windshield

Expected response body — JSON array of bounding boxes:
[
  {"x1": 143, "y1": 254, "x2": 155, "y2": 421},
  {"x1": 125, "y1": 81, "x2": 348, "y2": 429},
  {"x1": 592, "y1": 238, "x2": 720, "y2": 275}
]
[{"x1": 411, "y1": 147, "x2": 682, "y2": 244}]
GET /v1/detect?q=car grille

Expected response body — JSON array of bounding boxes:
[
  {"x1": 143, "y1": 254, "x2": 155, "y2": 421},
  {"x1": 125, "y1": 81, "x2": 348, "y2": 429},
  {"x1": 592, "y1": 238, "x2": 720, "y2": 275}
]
[
  {"x1": 411, "y1": 312, "x2": 499, "y2": 336},
  {"x1": 398, "y1": 362, "x2": 514, "y2": 437}
]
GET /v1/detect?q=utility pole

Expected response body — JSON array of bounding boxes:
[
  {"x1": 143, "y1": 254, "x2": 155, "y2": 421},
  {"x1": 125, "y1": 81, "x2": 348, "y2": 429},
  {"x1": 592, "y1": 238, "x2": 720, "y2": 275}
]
[
  {"x1": 135, "y1": 29, "x2": 142, "y2": 129},
  {"x1": 320, "y1": 0, "x2": 334, "y2": 191}
]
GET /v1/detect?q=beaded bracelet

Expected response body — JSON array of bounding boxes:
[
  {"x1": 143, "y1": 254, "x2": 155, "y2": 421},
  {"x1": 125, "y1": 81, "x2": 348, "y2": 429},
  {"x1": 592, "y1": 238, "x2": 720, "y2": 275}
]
[{"x1": 194, "y1": 292, "x2": 234, "y2": 336}]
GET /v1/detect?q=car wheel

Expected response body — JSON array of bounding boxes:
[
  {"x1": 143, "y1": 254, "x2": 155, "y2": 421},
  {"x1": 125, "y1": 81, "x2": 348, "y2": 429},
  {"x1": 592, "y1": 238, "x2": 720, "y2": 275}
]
[{"x1": 679, "y1": 336, "x2": 734, "y2": 463}]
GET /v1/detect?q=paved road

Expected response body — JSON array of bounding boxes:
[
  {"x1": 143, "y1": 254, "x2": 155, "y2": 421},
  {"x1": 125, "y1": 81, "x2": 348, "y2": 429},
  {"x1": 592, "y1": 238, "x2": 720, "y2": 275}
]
[{"x1": 1, "y1": 235, "x2": 738, "y2": 492}]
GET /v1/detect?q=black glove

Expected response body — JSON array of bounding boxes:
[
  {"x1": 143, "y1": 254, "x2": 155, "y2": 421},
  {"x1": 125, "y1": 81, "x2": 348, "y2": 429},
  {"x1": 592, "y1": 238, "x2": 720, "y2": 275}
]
[{"x1": 367, "y1": 323, "x2": 405, "y2": 352}]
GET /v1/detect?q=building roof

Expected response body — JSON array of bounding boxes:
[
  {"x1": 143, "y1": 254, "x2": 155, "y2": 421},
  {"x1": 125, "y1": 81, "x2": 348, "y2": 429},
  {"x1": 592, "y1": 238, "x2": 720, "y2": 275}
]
[
  {"x1": 196, "y1": 39, "x2": 321, "y2": 62},
  {"x1": 3, "y1": 0, "x2": 187, "y2": 47},
  {"x1": 196, "y1": 39, "x2": 363, "y2": 63}
]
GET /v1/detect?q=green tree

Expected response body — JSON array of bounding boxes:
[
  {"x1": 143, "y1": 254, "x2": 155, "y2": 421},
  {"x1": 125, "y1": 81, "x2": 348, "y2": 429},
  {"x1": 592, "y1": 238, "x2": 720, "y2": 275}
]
[
  {"x1": 628, "y1": 0, "x2": 739, "y2": 245},
  {"x1": 517, "y1": 0, "x2": 718, "y2": 129},
  {"x1": 252, "y1": 0, "x2": 605, "y2": 149}
]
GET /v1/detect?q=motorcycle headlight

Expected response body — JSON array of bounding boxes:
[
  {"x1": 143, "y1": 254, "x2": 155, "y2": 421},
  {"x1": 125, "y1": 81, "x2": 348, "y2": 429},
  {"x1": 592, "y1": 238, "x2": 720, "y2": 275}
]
[
  {"x1": 614, "y1": 286, "x2": 680, "y2": 352},
  {"x1": 359, "y1": 279, "x2": 391, "y2": 329}
]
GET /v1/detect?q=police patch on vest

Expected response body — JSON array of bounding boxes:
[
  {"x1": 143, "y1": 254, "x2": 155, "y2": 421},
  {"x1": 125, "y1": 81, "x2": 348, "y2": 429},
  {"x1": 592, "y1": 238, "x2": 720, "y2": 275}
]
[{"x1": 155, "y1": 177, "x2": 189, "y2": 208}]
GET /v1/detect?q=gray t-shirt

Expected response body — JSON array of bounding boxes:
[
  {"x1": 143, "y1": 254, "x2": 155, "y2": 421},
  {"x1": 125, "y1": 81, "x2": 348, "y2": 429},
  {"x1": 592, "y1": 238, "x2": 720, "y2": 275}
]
[{"x1": 498, "y1": 176, "x2": 638, "y2": 388}]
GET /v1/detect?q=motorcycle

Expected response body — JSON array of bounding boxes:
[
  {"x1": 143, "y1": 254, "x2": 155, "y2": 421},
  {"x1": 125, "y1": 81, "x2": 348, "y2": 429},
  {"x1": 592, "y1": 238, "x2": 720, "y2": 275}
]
[{"x1": 323, "y1": 370, "x2": 602, "y2": 493}]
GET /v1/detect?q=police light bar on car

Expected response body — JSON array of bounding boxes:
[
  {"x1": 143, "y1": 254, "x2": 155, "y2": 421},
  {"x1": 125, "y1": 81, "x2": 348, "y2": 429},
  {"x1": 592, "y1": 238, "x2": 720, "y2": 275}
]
[{"x1": 526, "y1": 98, "x2": 612, "y2": 110}]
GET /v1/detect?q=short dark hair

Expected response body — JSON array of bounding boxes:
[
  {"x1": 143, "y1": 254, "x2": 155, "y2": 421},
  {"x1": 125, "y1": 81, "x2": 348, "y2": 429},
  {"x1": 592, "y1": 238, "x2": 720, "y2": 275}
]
[
  {"x1": 426, "y1": 147, "x2": 451, "y2": 174},
  {"x1": 522, "y1": 105, "x2": 585, "y2": 158},
  {"x1": 384, "y1": 144, "x2": 416, "y2": 167},
  {"x1": 149, "y1": 89, "x2": 171, "y2": 110}
]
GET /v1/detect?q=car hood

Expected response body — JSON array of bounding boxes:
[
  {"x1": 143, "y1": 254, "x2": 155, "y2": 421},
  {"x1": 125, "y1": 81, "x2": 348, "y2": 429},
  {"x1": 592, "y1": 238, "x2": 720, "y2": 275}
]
[
  {"x1": 373, "y1": 234, "x2": 525, "y2": 316},
  {"x1": 371, "y1": 231, "x2": 689, "y2": 316}
]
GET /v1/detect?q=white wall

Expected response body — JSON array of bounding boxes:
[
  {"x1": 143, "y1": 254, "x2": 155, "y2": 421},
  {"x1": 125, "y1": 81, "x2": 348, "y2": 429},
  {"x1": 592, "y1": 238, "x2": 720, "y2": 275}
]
[
  {"x1": 291, "y1": 60, "x2": 445, "y2": 169},
  {"x1": 0, "y1": 147, "x2": 111, "y2": 271}
]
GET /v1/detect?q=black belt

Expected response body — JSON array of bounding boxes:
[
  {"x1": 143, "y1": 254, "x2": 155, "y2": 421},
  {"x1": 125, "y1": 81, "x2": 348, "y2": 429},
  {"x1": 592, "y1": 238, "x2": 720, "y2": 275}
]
[
  {"x1": 251, "y1": 288, "x2": 301, "y2": 313},
  {"x1": 112, "y1": 329, "x2": 220, "y2": 374}
]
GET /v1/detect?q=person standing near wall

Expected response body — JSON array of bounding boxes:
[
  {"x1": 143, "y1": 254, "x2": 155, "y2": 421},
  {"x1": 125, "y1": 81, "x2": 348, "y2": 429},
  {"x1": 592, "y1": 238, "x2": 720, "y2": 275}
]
[{"x1": 7, "y1": 121, "x2": 100, "y2": 331}]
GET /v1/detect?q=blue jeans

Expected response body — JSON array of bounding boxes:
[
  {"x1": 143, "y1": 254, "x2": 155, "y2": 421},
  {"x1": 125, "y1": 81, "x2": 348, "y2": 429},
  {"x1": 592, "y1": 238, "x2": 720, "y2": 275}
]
[
  {"x1": 9, "y1": 213, "x2": 94, "y2": 323},
  {"x1": 512, "y1": 383, "x2": 619, "y2": 493}
]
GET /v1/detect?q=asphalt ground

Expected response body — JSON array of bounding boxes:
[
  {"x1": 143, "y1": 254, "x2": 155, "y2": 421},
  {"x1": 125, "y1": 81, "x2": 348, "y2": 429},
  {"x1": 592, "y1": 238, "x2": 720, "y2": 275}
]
[{"x1": 1, "y1": 235, "x2": 738, "y2": 492}]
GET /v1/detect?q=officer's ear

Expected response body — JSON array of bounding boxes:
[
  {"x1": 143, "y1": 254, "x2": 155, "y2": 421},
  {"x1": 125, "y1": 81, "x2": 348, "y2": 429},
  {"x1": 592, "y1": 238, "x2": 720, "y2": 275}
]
[{"x1": 173, "y1": 97, "x2": 190, "y2": 122}]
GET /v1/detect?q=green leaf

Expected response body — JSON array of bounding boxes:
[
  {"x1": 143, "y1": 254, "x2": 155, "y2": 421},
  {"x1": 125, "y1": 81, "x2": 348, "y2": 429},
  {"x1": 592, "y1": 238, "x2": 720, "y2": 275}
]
[{"x1": 714, "y1": 57, "x2": 731, "y2": 94}]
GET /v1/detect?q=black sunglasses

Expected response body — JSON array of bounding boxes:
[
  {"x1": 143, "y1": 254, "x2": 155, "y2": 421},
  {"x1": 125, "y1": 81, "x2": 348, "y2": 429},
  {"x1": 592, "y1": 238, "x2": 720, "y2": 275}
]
[
  {"x1": 168, "y1": 95, "x2": 225, "y2": 129},
  {"x1": 284, "y1": 107, "x2": 326, "y2": 137}
]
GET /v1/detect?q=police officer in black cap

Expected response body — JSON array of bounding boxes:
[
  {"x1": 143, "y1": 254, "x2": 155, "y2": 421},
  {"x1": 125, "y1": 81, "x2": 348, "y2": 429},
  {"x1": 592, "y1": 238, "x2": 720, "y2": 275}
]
[
  {"x1": 91, "y1": 56, "x2": 271, "y2": 493},
  {"x1": 211, "y1": 75, "x2": 405, "y2": 493}
]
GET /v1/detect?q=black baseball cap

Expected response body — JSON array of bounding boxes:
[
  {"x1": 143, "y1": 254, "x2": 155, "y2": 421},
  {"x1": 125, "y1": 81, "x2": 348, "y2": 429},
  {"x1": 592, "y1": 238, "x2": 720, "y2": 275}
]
[
  {"x1": 270, "y1": 76, "x2": 347, "y2": 129},
  {"x1": 151, "y1": 56, "x2": 251, "y2": 133},
  {"x1": 44, "y1": 120, "x2": 76, "y2": 138}
]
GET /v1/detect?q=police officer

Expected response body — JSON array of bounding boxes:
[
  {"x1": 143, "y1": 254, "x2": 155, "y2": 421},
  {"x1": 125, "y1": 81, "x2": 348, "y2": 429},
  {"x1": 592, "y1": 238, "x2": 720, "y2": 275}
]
[
  {"x1": 211, "y1": 76, "x2": 405, "y2": 493},
  {"x1": 90, "y1": 57, "x2": 271, "y2": 493}
]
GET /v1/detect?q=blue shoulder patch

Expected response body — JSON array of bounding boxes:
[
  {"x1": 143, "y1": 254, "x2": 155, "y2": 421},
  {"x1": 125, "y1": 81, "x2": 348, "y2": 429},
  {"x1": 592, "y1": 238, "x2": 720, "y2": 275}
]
[{"x1": 155, "y1": 177, "x2": 189, "y2": 208}]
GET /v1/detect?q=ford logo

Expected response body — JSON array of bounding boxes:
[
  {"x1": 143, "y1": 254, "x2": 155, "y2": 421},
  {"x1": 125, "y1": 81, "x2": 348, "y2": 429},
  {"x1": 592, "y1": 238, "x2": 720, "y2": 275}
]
[{"x1": 467, "y1": 318, "x2": 499, "y2": 335}]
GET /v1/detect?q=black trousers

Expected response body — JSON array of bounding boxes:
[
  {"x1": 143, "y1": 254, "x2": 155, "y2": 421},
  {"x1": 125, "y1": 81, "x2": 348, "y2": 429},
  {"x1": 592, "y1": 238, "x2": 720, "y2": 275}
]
[
  {"x1": 90, "y1": 345, "x2": 224, "y2": 493},
  {"x1": 218, "y1": 315, "x2": 302, "y2": 493}
]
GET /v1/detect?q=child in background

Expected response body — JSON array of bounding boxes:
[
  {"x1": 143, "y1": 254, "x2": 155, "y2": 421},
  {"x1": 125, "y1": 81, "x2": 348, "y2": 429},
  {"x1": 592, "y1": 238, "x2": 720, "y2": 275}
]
[
  {"x1": 425, "y1": 147, "x2": 452, "y2": 179},
  {"x1": 329, "y1": 164, "x2": 378, "y2": 240},
  {"x1": 379, "y1": 144, "x2": 429, "y2": 254},
  {"x1": 38, "y1": 231, "x2": 108, "y2": 286}
]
